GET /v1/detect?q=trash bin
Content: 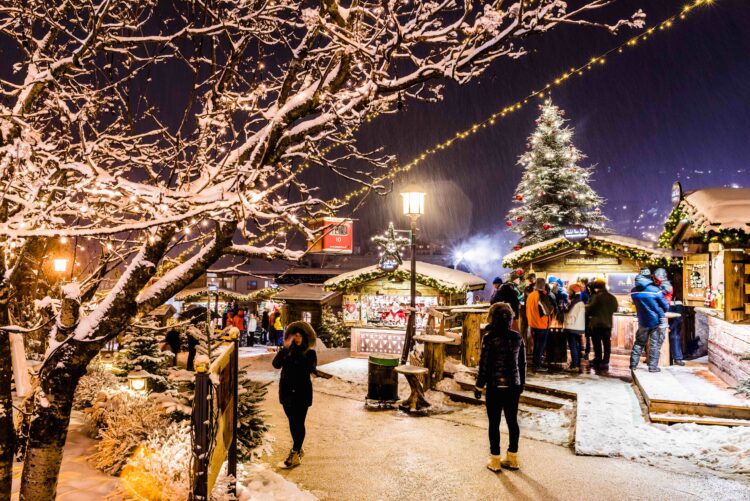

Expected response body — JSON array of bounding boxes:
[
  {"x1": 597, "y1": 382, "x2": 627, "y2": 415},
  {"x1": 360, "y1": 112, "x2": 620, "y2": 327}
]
[
  {"x1": 366, "y1": 353, "x2": 399, "y2": 403},
  {"x1": 546, "y1": 328, "x2": 568, "y2": 370}
]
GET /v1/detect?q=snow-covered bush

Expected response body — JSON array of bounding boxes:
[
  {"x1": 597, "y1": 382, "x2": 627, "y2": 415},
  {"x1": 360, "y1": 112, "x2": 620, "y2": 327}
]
[
  {"x1": 316, "y1": 306, "x2": 350, "y2": 348},
  {"x1": 73, "y1": 365, "x2": 121, "y2": 410},
  {"x1": 116, "y1": 319, "x2": 172, "y2": 391},
  {"x1": 87, "y1": 388, "x2": 173, "y2": 475},
  {"x1": 120, "y1": 422, "x2": 191, "y2": 501}
]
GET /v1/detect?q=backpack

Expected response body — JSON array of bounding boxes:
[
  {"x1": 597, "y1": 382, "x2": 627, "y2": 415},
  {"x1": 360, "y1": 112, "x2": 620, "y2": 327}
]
[{"x1": 538, "y1": 292, "x2": 554, "y2": 317}]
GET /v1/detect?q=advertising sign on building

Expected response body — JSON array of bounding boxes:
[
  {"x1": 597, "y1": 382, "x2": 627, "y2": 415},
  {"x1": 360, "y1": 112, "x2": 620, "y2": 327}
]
[
  {"x1": 563, "y1": 225, "x2": 589, "y2": 242},
  {"x1": 307, "y1": 218, "x2": 353, "y2": 254}
]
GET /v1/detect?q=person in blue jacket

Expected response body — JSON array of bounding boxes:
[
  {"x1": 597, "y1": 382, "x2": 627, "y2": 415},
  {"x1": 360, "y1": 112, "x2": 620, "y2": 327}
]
[{"x1": 629, "y1": 268, "x2": 669, "y2": 372}]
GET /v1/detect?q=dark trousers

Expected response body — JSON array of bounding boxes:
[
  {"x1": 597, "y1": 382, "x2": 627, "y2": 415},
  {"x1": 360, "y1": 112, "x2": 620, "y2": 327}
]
[
  {"x1": 591, "y1": 327, "x2": 612, "y2": 367},
  {"x1": 564, "y1": 330, "x2": 583, "y2": 368},
  {"x1": 485, "y1": 387, "x2": 521, "y2": 455},
  {"x1": 283, "y1": 403, "x2": 309, "y2": 452},
  {"x1": 531, "y1": 328, "x2": 549, "y2": 369},
  {"x1": 669, "y1": 317, "x2": 684, "y2": 362}
]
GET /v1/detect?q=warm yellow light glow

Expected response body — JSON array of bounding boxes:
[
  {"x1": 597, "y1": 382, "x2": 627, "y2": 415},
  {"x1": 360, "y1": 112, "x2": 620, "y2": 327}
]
[
  {"x1": 130, "y1": 378, "x2": 146, "y2": 391},
  {"x1": 53, "y1": 258, "x2": 68, "y2": 273},
  {"x1": 401, "y1": 190, "x2": 425, "y2": 217}
]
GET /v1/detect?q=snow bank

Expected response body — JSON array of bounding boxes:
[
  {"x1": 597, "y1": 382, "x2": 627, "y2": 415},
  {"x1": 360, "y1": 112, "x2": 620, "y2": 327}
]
[
  {"x1": 534, "y1": 373, "x2": 750, "y2": 476},
  {"x1": 237, "y1": 463, "x2": 317, "y2": 501}
]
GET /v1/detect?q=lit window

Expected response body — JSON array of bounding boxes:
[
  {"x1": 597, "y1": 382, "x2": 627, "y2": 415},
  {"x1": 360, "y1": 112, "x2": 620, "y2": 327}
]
[{"x1": 303, "y1": 312, "x2": 312, "y2": 323}]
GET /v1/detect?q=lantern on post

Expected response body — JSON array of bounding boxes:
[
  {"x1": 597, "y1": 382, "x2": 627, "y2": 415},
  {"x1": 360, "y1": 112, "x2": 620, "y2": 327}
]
[
  {"x1": 127, "y1": 369, "x2": 150, "y2": 393},
  {"x1": 399, "y1": 185, "x2": 426, "y2": 365},
  {"x1": 53, "y1": 258, "x2": 69, "y2": 273}
]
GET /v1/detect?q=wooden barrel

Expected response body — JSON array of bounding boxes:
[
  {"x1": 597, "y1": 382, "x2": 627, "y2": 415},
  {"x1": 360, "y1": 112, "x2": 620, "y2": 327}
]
[
  {"x1": 546, "y1": 328, "x2": 568, "y2": 369},
  {"x1": 366, "y1": 353, "x2": 400, "y2": 402}
]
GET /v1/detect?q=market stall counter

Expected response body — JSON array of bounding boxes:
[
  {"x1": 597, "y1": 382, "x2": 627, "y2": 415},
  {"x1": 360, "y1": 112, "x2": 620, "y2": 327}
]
[{"x1": 323, "y1": 261, "x2": 486, "y2": 358}]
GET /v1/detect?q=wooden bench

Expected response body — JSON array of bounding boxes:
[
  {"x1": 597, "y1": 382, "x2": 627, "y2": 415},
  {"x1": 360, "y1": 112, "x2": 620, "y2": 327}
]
[{"x1": 395, "y1": 365, "x2": 430, "y2": 413}]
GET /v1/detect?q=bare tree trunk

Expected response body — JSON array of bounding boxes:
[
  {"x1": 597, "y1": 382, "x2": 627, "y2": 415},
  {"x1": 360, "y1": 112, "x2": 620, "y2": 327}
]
[
  {"x1": 19, "y1": 340, "x2": 100, "y2": 500},
  {"x1": 0, "y1": 278, "x2": 14, "y2": 500}
]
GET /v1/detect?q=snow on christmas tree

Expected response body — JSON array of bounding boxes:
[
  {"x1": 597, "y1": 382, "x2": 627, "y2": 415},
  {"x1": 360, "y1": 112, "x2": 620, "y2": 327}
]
[
  {"x1": 116, "y1": 318, "x2": 171, "y2": 392},
  {"x1": 506, "y1": 100, "x2": 608, "y2": 245}
]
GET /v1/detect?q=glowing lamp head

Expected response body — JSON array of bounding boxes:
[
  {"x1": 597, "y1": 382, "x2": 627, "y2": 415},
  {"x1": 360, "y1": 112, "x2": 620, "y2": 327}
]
[
  {"x1": 127, "y1": 369, "x2": 150, "y2": 393},
  {"x1": 400, "y1": 187, "x2": 425, "y2": 217},
  {"x1": 53, "y1": 258, "x2": 69, "y2": 273}
]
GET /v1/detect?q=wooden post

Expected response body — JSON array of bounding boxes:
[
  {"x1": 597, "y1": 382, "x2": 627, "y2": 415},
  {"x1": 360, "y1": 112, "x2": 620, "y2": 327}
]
[
  {"x1": 461, "y1": 313, "x2": 482, "y2": 367},
  {"x1": 191, "y1": 371, "x2": 210, "y2": 501}
]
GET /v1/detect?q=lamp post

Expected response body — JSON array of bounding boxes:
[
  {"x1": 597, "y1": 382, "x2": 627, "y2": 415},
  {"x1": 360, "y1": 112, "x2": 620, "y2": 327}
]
[{"x1": 400, "y1": 187, "x2": 425, "y2": 364}]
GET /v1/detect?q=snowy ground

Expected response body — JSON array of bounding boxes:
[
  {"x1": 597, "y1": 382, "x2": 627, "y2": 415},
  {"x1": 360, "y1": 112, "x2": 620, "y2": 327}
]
[
  {"x1": 11, "y1": 412, "x2": 121, "y2": 501},
  {"x1": 531, "y1": 372, "x2": 750, "y2": 476},
  {"x1": 250, "y1": 358, "x2": 750, "y2": 501}
]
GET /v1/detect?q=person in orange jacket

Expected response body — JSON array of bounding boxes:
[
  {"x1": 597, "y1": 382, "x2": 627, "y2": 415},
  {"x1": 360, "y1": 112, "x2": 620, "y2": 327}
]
[{"x1": 525, "y1": 277, "x2": 554, "y2": 372}]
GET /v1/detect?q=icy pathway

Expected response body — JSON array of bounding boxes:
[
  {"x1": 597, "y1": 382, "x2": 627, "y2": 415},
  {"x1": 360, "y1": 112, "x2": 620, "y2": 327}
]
[
  {"x1": 531, "y1": 372, "x2": 750, "y2": 476},
  {"x1": 11, "y1": 412, "x2": 121, "y2": 500},
  {"x1": 245, "y1": 355, "x2": 750, "y2": 501}
]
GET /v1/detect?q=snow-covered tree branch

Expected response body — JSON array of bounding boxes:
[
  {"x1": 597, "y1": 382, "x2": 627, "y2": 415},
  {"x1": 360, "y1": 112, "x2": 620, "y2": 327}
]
[{"x1": 0, "y1": 1, "x2": 644, "y2": 498}]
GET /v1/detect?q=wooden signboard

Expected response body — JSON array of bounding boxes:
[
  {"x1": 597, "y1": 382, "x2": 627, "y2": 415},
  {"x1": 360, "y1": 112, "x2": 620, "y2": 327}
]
[{"x1": 684, "y1": 253, "x2": 709, "y2": 306}]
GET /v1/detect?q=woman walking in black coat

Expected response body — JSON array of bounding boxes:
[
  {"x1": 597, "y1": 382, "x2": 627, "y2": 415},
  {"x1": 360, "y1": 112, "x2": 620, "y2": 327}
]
[
  {"x1": 474, "y1": 302, "x2": 526, "y2": 472},
  {"x1": 272, "y1": 321, "x2": 317, "y2": 468}
]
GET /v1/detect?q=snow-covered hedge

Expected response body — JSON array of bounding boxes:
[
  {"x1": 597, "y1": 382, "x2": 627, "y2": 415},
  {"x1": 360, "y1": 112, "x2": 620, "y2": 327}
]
[
  {"x1": 87, "y1": 389, "x2": 173, "y2": 475},
  {"x1": 73, "y1": 365, "x2": 121, "y2": 410}
]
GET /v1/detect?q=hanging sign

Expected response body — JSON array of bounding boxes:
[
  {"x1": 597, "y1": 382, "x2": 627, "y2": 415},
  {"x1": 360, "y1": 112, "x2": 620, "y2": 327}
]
[
  {"x1": 564, "y1": 255, "x2": 619, "y2": 265},
  {"x1": 563, "y1": 225, "x2": 589, "y2": 242},
  {"x1": 307, "y1": 218, "x2": 353, "y2": 254},
  {"x1": 671, "y1": 181, "x2": 683, "y2": 207}
]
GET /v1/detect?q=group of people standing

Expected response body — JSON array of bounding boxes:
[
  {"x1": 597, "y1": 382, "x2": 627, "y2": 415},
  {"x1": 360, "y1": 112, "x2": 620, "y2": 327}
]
[
  {"x1": 477, "y1": 268, "x2": 684, "y2": 472},
  {"x1": 220, "y1": 302, "x2": 286, "y2": 347}
]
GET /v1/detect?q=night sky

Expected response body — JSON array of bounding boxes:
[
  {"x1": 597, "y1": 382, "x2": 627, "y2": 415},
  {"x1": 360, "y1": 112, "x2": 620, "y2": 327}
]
[{"x1": 342, "y1": 0, "x2": 750, "y2": 262}]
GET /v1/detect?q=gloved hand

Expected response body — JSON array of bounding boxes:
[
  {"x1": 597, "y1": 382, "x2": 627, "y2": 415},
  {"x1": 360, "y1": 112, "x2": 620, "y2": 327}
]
[{"x1": 474, "y1": 387, "x2": 482, "y2": 400}]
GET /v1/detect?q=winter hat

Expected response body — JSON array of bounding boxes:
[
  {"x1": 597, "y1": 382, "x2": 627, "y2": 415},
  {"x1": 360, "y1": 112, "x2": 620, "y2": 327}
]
[
  {"x1": 492, "y1": 276, "x2": 503, "y2": 285},
  {"x1": 568, "y1": 283, "x2": 584, "y2": 295},
  {"x1": 653, "y1": 268, "x2": 669, "y2": 281},
  {"x1": 639, "y1": 267, "x2": 652, "y2": 277},
  {"x1": 535, "y1": 277, "x2": 547, "y2": 291},
  {"x1": 547, "y1": 275, "x2": 557, "y2": 284}
]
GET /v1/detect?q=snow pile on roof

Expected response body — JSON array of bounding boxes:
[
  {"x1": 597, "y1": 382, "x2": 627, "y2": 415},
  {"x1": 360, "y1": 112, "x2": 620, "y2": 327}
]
[
  {"x1": 592, "y1": 234, "x2": 680, "y2": 259},
  {"x1": 502, "y1": 236, "x2": 566, "y2": 265},
  {"x1": 273, "y1": 283, "x2": 340, "y2": 302},
  {"x1": 682, "y1": 187, "x2": 750, "y2": 232},
  {"x1": 324, "y1": 261, "x2": 486, "y2": 292},
  {"x1": 502, "y1": 234, "x2": 680, "y2": 266}
]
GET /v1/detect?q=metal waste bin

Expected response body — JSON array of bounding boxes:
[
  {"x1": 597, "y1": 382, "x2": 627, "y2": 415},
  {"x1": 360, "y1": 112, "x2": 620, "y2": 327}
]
[{"x1": 366, "y1": 353, "x2": 399, "y2": 404}]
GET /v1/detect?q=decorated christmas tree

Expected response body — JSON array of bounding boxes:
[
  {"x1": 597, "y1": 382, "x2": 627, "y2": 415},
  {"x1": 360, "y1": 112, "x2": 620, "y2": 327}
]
[{"x1": 506, "y1": 100, "x2": 608, "y2": 245}]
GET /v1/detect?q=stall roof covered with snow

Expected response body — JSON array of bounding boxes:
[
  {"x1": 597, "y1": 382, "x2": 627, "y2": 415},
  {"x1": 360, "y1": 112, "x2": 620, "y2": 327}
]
[
  {"x1": 324, "y1": 261, "x2": 486, "y2": 294},
  {"x1": 273, "y1": 283, "x2": 341, "y2": 304},
  {"x1": 503, "y1": 233, "x2": 682, "y2": 271},
  {"x1": 660, "y1": 187, "x2": 750, "y2": 248}
]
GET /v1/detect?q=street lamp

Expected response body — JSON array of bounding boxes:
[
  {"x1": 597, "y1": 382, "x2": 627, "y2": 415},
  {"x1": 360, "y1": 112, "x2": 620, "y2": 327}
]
[
  {"x1": 400, "y1": 187, "x2": 425, "y2": 364},
  {"x1": 53, "y1": 258, "x2": 69, "y2": 273}
]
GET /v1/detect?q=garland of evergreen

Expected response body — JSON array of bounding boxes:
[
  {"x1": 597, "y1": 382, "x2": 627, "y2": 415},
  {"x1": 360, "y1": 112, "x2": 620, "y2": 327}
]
[
  {"x1": 324, "y1": 269, "x2": 468, "y2": 294},
  {"x1": 503, "y1": 238, "x2": 681, "y2": 270},
  {"x1": 659, "y1": 205, "x2": 750, "y2": 248},
  {"x1": 176, "y1": 287, "x2": 278, "y2": 303}
]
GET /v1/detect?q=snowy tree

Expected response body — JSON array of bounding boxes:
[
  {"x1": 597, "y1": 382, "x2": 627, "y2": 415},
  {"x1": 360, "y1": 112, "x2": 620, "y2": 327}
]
[
  {"x1": 507, "y1": 100, "x2": 608, "y2": 245},
  {"x1": 116, "y1": 320, "x2": 172, "y2": 392},
  {"x1": 0, "y1": 1, "x2": 644, "y2": 497},
  {"x1": 317, "y1": 305, "x2": 350, "y2": 348}
]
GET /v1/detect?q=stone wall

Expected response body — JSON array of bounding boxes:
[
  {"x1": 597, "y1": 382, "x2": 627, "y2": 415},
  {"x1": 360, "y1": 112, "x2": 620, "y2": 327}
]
[{"x1": 699, "y1": 308, "x2": 750, "y2": 386}]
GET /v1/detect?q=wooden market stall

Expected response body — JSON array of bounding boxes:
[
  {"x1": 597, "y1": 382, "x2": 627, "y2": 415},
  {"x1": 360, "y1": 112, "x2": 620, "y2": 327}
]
[
  {"x1": 502, "y1": 231, "x2": 682, "y2": 361},
  {"x1": 272, "y1": 283, "x2": 342, "y2": 331},
  {"x1": 661, "y1": 185, "x2": 750, "y2": 385},
  {"x1": 323, "y1": 261, "x2": 486, "y2": 357}
]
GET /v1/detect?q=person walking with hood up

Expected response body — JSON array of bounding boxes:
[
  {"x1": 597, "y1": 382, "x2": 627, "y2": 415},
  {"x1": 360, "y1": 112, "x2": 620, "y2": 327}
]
[
  {"x1": 630, "y1": 268, "x2": 669, "y2": 372},
  {"x1": 489, "y1": 277, "x2": 504, "y2": 304},
  {"x1": 474, "y1": 302, "x2": 526, "y2": 473},
  {"x1": 272, "y1": 321, "x2": 318, "y2": 468}
]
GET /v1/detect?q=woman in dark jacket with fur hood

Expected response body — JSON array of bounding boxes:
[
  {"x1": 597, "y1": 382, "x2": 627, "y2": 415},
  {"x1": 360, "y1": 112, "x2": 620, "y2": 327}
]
[
  {"x1": 474, "y1": 302, "x2": 526, "y2": 473},
  {"x1": 272, "y1": 321, "x2": 317, "y2": 468}
]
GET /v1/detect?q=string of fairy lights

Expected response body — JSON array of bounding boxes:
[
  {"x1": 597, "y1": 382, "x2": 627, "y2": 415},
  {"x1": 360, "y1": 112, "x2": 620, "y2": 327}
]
[{"x1": 245, "y1": 0, "x2": 715, "y2": 248}]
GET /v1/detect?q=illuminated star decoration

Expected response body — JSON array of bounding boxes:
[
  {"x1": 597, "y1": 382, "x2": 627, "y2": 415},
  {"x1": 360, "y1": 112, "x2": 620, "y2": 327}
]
[{"x1": 372, "y1": 222, "x2": 410, "y2": 272}]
